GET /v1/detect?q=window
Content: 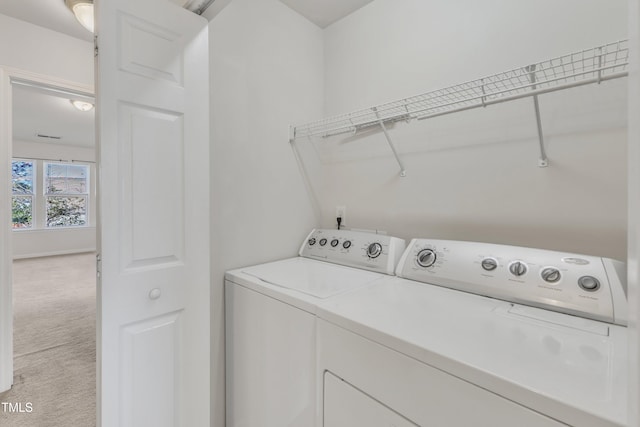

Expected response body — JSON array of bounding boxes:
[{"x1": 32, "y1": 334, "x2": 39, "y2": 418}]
[
  {"x1": 11, "y1": 160, "x2": 34, "y2": 229},
  {"x1": 11, "y1": 159, "x2": 94, "y2": 231},
  {"x1": 44, "y1": 163, "x2": 89, "y2": 228}
]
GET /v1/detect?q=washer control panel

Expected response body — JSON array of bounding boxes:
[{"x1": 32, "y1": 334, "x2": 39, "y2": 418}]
[
  {"x1": 396, "y1": 239, "x2": 627, "y2": 325},
  {"x1": 300, "y1": 229, "x2": 406, "y2": 275}
]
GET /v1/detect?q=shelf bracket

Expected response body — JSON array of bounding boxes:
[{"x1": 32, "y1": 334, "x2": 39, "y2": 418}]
[
  {"x1": 597, "y1": 47, "x2": 603, "y2": 84},
  {"x1": 526, "y1": 64, "x2": 549, "y2": 168},
  {"x1": 289, "y1": 125, "x2": 295, "y2": 143},
  {"x1": 373, "y1": 107, "x2": 407, "y2": 177}
]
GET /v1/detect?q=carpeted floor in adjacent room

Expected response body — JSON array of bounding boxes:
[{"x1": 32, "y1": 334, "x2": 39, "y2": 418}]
[{"x1": 0, "y1": 253, "x2": 96, "y2": 427}]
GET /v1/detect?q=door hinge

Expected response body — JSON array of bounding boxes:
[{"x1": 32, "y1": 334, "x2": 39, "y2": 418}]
[
  {"x1": 94, "y1": 35, "x2": 99, "y2": 57},
  {"x1": 96, "y1": 253, "x2": 102, "y2": 279}
]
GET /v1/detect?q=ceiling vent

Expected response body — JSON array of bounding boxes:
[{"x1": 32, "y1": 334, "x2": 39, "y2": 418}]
[{"x1": 36, "y1": 133, "x2": 63, "y2": 140}]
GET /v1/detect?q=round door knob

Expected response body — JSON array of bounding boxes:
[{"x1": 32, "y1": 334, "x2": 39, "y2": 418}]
[
  {"x1": 417, "y1": 249, "x2": 437, "y2": 268},
  {"x1": 541, "y1": 267, "x2": 561, "y2": 283},
  {"x1": 578, "y1": 276, "x2": 600, "y2": 292},
  {"x1": 481, "y1": 258, "x2": 498, "y2": 271},
  {"x1": 509, "y1": 261, "x2": 527, "y2": 277},
  {"x1": 367, "y1": 242, "x2": 383, "y2": 259},
  {"x1": 149, "y1": 288, "x2": 161, "y2": 300},
  {"x1": 331, "y1": 239, "x2": 339, "y2": 247}
]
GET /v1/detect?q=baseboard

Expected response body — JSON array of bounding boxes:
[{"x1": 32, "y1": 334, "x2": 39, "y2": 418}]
[{"x1": 12, "y1": 248, "x2": 97, "y2": 260}]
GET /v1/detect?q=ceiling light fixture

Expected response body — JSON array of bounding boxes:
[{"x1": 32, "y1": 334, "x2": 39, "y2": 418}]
[
  {"x1": 64, "y1": 0, "x2": 94, "y2": 33},
  {"x1": 70, "y1": 100, "x2": 94, "y2": 112}
]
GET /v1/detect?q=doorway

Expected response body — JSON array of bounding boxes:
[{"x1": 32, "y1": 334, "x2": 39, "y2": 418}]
[{"x1": 0, "y1": 73, "x2": 96, "y2": 425}]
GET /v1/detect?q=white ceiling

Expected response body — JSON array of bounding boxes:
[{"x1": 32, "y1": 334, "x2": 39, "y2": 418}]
[
  {"x1": 12, "y1": 85, "x2": 95, "y2": 148},
  {"x1": 279, "y1": 0, "x2": 374, "y2": 28},
  {"x1": 0, "y1": 0, "x2": 375, "y2": 44}
]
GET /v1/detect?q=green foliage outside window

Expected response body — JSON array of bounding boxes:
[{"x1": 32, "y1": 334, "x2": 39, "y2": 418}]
[
  {"x1": 12, "y1": 196, "x2": 32, "y2": 229},
  {"x1": 11, "y1": 161, "x2": 34, "y2": 229}
]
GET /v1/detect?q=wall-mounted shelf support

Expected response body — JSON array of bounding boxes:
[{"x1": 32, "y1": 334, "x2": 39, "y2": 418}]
[
  {"x1": 290, "y1": 40, "x2": 628, "y2": 171},
  {"x1": 526, "y1": 64, "x2": 549, "y2": 168},
  {"x1": 373, "y1": 107, "x2": 406, "y2": 177}
]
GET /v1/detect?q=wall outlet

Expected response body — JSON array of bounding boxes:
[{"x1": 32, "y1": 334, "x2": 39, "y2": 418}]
[{"x1": 336, "y1": 206, "x2": 346, "y2": 226}]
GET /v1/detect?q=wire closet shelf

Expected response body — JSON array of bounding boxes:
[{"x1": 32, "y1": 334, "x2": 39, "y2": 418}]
[{"x1": 290, "y1": 40, "x2": 629, "y2": 141}]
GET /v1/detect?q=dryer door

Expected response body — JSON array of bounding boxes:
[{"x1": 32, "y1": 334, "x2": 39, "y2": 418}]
[{"x1": 324, "y1": 371, "x2": 418, "y2": 427}]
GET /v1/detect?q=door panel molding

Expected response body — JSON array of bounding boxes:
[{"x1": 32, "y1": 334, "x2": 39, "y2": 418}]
[
  {"x1": 120, "y1": 311, "x2": 183, "y2": 427},
  {"x1": 119, "y1": 12, "x2": 184, "y2": 85},
  {"x1": 118, "y1": 103, "x2": 185, "y2": 271}
]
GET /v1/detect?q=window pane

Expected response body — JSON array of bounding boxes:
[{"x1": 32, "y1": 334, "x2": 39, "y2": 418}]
[
  {"x1": 12, "y1": 161, "x2": 34, "y2": 194},
  {"x1": 12, "y1": 196, "x2": 33, "y2": 229},
  {"x1": 45, "y1": 163, "x2": 88, "y2": 194},
  {"x1": 46, "y1": 196, "x2": 87, "y2": 227}
]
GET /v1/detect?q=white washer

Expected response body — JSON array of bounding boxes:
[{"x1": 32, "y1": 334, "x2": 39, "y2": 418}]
[
  {"x1": 224, "y1": 229, "x2": 406, "y2": 427},
  {"x1": 317, "y1": 239, "x2": 628, "y2": 427}
]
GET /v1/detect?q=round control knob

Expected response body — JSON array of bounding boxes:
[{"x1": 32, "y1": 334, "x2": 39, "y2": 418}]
[
  {"x1": 578, "y1": 276, "x2": 600, "y2": 292},
  {"x1": 416, "y1": 249, "x2": 437, "y2": 268},
  {"x1": 308, "y1": 238, "x2": 316, "y2": 246},
  {"x1": 481, "y1": 258, "x2": 498, "y2": 271},
  {"x1": 367, "y1": 242, "x2": 383, "y2": 259},
  {"x1": 330, "y1": 239, "x2": 339, "y2": 247},
  {"x1": 319, "y1": 238, "x2": 327, "y2": 246},
  {"x1": 343, "y1": 240, "x2": 352, "y2": 249},
  {"x1": 541, "y1": 267, "x2": 561, "y2": 283},
  {"x1": 509, "y1": 261, "x2": 527, "y2": 277}
]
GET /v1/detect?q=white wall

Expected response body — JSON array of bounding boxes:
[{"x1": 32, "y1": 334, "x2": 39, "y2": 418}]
[
  {"x1": 0, "y1": 14, "x2": 93, "y2": 86},
  {"x1": 12, "y1": 140, "x2": 96, "y2": 259},
  {"x1": 208, "y1": 1, "x2": 323, "y2": 425},
  {"x1": 311, "y1": 0, "x2": 628, "y2": 260}
]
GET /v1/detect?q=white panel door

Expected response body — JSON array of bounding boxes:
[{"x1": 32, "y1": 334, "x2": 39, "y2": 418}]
[{"x1": 95, "y1": 1, "x2": 209, "y2": 426}]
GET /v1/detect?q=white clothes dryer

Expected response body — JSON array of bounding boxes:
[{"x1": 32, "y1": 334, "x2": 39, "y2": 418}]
[
  {"x1": 224, "y1": 228, "x2": 406, "y2": 427},
  {"x1": 317, "y1": 239, "x2": 627, "y2": 427}
]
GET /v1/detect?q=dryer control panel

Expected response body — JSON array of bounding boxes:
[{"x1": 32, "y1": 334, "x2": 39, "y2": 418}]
[
  {"x1": 396, "y1": 239, "x2": 627, "y2": 325},
  {"x1": 300, "y1": 229, "x2": 406, "y2": 275}
]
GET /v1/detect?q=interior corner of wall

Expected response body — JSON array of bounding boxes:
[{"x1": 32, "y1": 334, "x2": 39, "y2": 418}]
[{"x1": 202, "y1": 0, "x2": 234, "y2": 21}]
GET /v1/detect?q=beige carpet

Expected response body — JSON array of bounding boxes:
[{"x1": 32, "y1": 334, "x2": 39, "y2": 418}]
[{"x1": 0, "y1": 253, "x2": 96, "y2": 427}]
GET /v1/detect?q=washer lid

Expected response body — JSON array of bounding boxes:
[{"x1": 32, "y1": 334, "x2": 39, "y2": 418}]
[{"x1": 242, "y1": 257, "x2": 382, "y2": 298}]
